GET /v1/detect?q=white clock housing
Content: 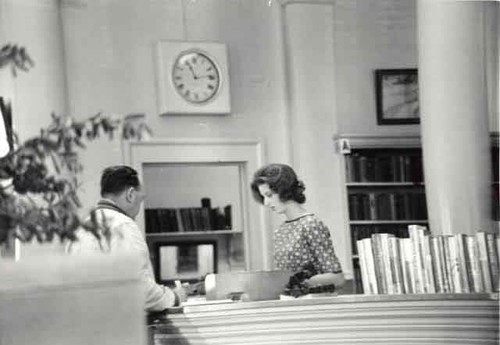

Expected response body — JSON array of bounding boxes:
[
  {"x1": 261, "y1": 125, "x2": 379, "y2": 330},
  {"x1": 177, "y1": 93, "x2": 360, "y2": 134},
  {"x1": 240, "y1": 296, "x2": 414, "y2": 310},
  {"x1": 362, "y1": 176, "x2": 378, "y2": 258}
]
[{"x1": 156, "y1": 41, "x2": 231, "y2": 115}]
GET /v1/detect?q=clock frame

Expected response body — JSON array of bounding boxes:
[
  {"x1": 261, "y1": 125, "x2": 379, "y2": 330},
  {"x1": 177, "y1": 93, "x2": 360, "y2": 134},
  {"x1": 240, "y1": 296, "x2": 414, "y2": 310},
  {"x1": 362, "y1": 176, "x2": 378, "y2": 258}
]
[{"x1": 156, "y1": 41, "x2": 231, "y2": 115}]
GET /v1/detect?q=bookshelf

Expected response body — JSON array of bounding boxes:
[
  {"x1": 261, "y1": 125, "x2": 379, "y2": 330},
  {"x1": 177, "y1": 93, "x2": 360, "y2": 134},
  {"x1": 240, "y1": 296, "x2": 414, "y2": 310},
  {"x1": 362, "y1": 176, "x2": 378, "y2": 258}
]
[
  {"x1": 144, "y1": 203, "x2": 234, "y2": 234},
  {"x1": 144, "y1": 200, "x2": 245, "y2": 284},
  {"x1": 337, "y1": 135, "x2": 428, "y2": 293},
  {"x1": 338, "y1": 134, "x2": 499, "y2": 295}
]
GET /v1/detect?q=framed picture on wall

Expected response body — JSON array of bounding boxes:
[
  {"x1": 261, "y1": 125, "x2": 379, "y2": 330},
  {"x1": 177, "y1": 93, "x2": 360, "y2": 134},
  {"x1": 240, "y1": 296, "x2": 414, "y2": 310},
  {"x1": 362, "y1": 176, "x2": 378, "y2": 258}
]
[{"x1": 375, "y1": 69, "x2": 419, "y2": 125}]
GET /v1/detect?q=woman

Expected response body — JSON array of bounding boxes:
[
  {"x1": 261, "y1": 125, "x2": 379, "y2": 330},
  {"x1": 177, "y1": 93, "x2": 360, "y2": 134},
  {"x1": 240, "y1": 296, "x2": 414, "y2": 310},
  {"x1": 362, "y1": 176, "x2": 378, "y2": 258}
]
[{"x1": 251, "y1": 163, "x2": 345, "y2": 288}]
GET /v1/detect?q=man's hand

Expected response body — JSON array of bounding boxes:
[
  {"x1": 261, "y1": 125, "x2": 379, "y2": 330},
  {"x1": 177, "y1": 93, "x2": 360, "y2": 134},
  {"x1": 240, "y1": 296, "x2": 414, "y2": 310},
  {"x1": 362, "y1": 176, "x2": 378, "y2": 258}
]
[
  {"x1": 172, "y1": 287, "x2": 187, "y2": 306},
  {"x1": 173, "y1": 280, "x2": 188, "y2": 306}
]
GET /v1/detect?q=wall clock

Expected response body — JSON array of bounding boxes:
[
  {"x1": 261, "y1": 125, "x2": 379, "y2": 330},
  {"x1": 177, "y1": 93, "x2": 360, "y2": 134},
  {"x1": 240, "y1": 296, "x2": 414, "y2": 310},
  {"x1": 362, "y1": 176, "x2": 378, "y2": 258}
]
[{"x1": 156, "y1": 41, "x2": 231, "y2": 115}]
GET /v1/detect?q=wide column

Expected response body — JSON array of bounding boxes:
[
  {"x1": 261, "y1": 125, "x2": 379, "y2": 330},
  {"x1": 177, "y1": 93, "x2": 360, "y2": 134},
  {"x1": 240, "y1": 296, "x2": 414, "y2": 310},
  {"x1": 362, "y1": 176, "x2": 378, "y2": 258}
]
[{"x1": 417, "y1": 0, "x2": 494, "y2": 235}]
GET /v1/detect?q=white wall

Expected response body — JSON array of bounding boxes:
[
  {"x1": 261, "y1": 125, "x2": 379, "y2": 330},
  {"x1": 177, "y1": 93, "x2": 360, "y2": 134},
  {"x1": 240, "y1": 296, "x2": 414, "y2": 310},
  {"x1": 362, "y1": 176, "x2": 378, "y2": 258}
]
[
  {"x1": 333, "y1": 0, "x2": 419, "y2": 135},
  {"x1": 0, "y1": 0, "x2": 68, "y2": 138}
]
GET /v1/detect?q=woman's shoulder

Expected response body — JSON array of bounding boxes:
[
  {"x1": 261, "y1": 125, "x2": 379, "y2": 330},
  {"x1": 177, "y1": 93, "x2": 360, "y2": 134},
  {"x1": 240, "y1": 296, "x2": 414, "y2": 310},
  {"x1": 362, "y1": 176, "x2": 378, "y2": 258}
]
[
  {"x1": 297, "y1": 214, "x2": 331, "y2": 234},
  {"x1": 298, "y1": 213, "x2": 323, "y2": 224},
  {"x1": 285, "y1": 213, "x2": 325, "y2": 229}
]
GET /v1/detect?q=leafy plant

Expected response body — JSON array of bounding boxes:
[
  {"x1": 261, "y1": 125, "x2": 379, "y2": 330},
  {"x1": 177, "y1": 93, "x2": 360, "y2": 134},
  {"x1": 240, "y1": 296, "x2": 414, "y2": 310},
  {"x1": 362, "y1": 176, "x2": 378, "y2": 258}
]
[
  {"x1": 0, "y1": 43, "x2": 151, "y2": 247},
  {"x1": 0, "y1": 43, "x2": 35, "y2": 77}
]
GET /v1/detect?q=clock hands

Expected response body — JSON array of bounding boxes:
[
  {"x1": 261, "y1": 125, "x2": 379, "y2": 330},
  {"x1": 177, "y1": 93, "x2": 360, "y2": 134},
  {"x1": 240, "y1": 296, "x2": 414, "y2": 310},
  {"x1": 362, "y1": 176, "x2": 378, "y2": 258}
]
[
  {"x1": 185, "y1": 62, "x2": 198, "y2": 79},
  {"x1": 185, "y1": 62, "x2": 217, "y2": 82}
]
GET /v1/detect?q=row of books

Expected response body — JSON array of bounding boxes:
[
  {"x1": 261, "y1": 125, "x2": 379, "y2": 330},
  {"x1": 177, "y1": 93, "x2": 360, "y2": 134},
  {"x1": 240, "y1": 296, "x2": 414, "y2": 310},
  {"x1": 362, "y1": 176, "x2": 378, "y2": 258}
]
[
  {"x1": 348, "y1": 192, "x2": 427, "y2": 221},
  {"x1": 356, "y1": 225, "x2": 499, "y2": 295},
  {"x1": 345, "y1": 152, "x2": 424, "y2": 183},
  {"x1": 145, "y1": 205, "x2": 232, "y2": 233},
  {"x1": 351, "y1": 225, "x2": 409, "y2": 256}
]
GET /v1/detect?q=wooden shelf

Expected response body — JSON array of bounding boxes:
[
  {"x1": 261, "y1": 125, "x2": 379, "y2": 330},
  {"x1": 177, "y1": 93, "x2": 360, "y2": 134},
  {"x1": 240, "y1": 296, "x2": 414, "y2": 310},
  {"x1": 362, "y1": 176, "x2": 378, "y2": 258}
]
[
  {"x1": 146, "y1": 230, "x2": 241, "y2": 239},
  {"x1": 350, "y1": 220, "x2": 428, "y2": 225},
  {"x1": 346, "y1": 182, "x2": 424, "y2": 187}
]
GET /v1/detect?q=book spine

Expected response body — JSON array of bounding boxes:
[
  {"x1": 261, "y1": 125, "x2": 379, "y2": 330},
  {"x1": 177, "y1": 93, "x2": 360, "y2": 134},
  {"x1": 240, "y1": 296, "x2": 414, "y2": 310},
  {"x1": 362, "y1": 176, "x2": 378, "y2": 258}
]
[
  {"x1": 345, "y1": 155, "x2": 354, "y2": 182},
  {"x1": 455, "y1": 234, "x2": 471, "y2": 293},
  {"x1": 356, "y1": 239, "x2": 371, "y2": 294},
  {"x1": 224, "y1": 205, "x2": 232, "y2": 229},
  {"x1": 371, "y1": 234, "x2": 387, "y2": 294},
  {"x1": 379, "y1": 233, "x2": 395, "y2": 294},
  {"x1": 476, "y1": 232, "x2": 493, "y2": 292},
  {"x1": 368, "y1": 193, "x2": 377, "y2": 220},
  {"x1": 422, "y1": 234, "x2": 436, "y2": 293},
  {"x1": 443, "y1": 236, "x2": 455, "y2": 292},
  {"x1": 466, "y1": 235, "x2": 484, "y2": 293},
  {"x1": 486, "y1": 233, "x2": 499, "y2": 291},
  {"x1": 437, "y1": 236, "x2": 451, "y2": 293},
  {"x1": 362, "y1": 238, "x2": 379, "y2": 294},
  {"x1": 447, "y1": 235, "x2": 462, "y2": 293},
  {"x1": 400, "y1": 237, "x2": 415, "y2": 294},
  {"x1": 408, "y1": 225, "x2": 425, "y2": 293},
  {"x1": 359, "y1": 156, "x2": 368, "y2": 182},
  {"x1": 175, "y1": 209, "x2": 184, "y2": 233},
  {"x1": 389, "y1": 236, "x2": 403, "y2": 294},
  {"x1": 169, "y1": 208, "x2": 179, "y2": 232},
  {"x1": 430, "y1": 236, "x2": 444, "y2": 293}
]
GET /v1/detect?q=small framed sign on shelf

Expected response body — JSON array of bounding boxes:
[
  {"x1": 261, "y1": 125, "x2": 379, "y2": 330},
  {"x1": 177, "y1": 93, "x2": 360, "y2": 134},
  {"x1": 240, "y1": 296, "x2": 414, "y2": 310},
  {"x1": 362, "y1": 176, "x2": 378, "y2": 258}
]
[
  {"x1": 152, "y1": 241, "x2": 217, "y2": 284},
  {"x1": 375, "y1": 69, "x2": 419, "y2": 125}
]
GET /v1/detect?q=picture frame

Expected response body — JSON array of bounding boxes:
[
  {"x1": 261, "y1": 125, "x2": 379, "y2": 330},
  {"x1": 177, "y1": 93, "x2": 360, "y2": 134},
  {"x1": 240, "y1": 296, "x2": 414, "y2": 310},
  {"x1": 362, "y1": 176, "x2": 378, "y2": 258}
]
[
  {"x1": 155, "y1": 40, "x2": 231, "y2": 115},
  {"x1": 375, "y1": 69, "x2": 419, "y2": 125},
  {"x1": 151, "y1": 240, "x2": 217, "y2": 285}
]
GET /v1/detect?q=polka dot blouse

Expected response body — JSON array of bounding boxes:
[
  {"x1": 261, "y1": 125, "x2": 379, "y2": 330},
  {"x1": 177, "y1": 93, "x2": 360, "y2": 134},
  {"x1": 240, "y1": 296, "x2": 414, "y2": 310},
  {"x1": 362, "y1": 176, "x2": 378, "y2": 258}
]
[{"x1": 274, "y1": 213, "x2": 342, "y2": 274}]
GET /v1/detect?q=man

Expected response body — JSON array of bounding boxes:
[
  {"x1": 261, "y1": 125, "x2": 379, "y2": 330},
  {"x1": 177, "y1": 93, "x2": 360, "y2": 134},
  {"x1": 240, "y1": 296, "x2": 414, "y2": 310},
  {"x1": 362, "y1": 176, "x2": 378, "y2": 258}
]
[{"x1": 68, "y1": 165, "x2": 186, "y2": 311}]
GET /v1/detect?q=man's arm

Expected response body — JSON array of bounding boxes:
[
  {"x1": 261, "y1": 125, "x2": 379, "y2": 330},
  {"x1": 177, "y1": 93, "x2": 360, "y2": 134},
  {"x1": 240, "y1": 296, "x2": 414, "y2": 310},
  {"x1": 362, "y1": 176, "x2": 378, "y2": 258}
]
[{"x1": 113, "y1": 221, "x2": 182, "y2": 311}]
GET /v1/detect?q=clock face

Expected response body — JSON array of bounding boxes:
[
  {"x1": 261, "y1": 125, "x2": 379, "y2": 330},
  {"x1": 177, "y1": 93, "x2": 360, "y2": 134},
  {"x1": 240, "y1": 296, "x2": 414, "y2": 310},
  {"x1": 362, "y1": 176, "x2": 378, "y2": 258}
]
[{"x1": 172, "y1": 51, "x2": 221, "y2": 104}]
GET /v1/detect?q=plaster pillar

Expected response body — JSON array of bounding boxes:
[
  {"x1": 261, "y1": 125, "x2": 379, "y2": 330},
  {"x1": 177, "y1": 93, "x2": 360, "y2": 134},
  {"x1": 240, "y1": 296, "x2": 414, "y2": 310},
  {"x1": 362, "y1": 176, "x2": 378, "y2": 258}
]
[{"x1": 417, "y1": 0, "x2": 495, "y2": 235}]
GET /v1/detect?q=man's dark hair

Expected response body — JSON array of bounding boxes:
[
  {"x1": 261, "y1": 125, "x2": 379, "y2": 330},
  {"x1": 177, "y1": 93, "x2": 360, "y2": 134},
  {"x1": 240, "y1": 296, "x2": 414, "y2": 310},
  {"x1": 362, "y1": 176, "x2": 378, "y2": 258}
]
[{"x1": 100, "y1": 165, "x2": 140, "y2": 196}]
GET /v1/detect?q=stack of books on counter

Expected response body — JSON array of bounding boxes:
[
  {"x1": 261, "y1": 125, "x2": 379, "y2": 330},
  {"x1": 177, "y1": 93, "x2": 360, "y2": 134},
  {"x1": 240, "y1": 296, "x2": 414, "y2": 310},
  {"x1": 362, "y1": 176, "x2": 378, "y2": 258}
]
[{"x1": 356, "y1": 225, "x2": 500, "y2": 294}]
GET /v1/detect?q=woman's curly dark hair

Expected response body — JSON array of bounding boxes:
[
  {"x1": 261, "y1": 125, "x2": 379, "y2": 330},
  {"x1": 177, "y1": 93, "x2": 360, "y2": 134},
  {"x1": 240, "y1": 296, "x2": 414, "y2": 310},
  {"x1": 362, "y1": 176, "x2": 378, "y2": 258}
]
[{"x1": 250, "y1": 164, "x2": 306, "y2": 204}]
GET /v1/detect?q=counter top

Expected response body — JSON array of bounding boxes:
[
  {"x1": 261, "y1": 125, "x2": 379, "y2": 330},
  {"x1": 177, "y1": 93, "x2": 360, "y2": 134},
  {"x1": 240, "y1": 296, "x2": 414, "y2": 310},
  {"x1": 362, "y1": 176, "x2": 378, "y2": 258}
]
[
  {"x1": 175, "y1": 292, "x2": 498, "y2": 314},
  {"x1": 150, "y1": 293, "x2": 499, "y2": 345}
]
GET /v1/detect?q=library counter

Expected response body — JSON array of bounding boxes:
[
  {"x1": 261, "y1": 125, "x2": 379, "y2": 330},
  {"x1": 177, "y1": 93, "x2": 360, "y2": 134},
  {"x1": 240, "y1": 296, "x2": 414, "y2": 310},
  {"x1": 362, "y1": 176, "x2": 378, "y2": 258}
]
[{"x1": 149, "y1": 293, "x2": 499, "y2": 345}]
